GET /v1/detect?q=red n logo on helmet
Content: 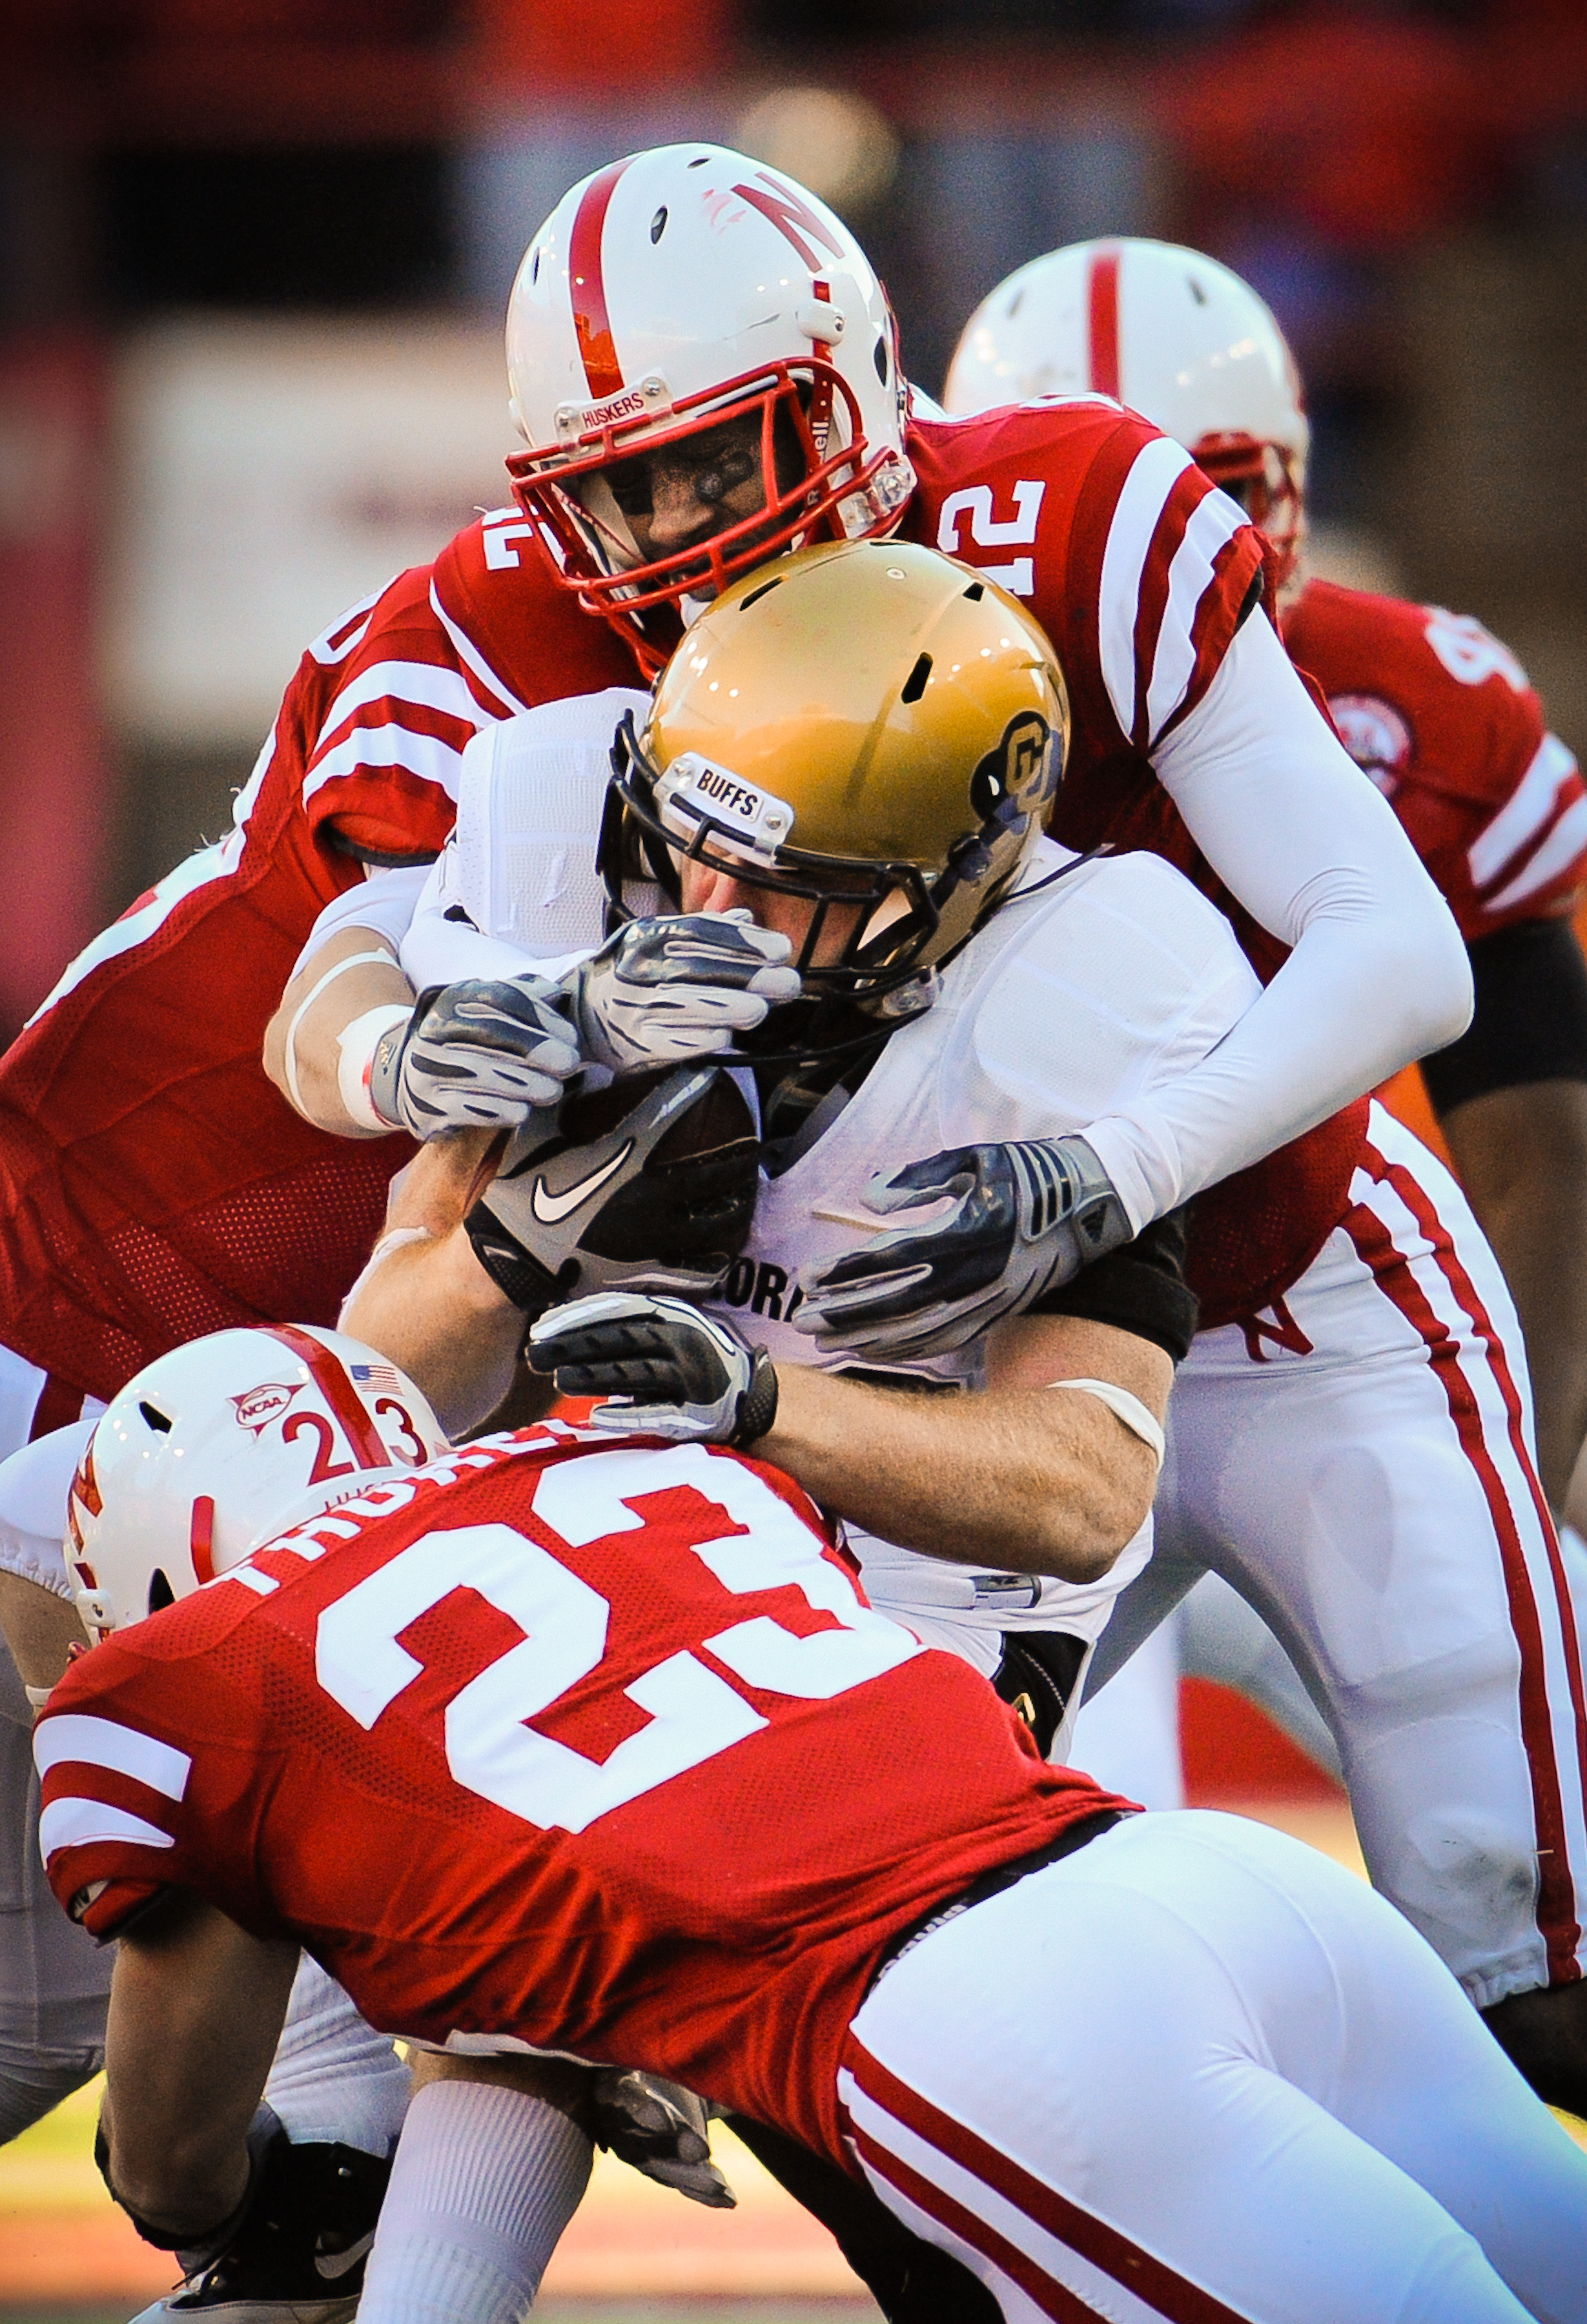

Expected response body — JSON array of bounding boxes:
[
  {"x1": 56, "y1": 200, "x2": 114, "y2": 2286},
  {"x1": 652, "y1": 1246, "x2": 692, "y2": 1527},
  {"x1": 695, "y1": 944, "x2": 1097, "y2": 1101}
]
[{"x1": 732, "y1": 172, "x2": 845, "y2": 270}]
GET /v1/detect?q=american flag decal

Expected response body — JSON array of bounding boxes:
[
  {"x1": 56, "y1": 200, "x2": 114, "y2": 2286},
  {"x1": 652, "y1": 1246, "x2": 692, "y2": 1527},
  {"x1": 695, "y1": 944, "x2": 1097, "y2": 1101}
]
[{"x1": 351, "y1": 1363, "x2": 402, "y2": 1391}]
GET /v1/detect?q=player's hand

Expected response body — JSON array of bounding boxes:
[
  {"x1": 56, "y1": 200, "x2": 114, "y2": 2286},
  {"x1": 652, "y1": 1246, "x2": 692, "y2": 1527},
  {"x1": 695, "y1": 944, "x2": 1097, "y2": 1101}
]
[
  {"x1": 591, "y1": 2070, "x2": 735, "y2": 2210},
  {"x1": 566, "y1": 911, "x2": 800, "y2": 1074},
  {"x1": 793, "y1": 1135, "x2": 1133, "y2": 1359},
  {"x1": 369, "y1": 977, "x2": 580, "y2": 1137},
  {"x1": 527, "y1": 1291, "x2": 779, "y2": 1447}
]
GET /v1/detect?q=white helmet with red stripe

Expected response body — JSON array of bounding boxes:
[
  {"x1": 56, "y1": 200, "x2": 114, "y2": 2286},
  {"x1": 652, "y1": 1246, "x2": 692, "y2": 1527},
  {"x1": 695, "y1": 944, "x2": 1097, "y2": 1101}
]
[
  {"x1": 65, "y1": 1325, "x2": 447, "y2": 1644},
  {"x1": 944, "y1": 238, "x2": 1309, "y2": 587},
  {"x1": 504, "y1": 143, "x2": 914, "y2": 661}
]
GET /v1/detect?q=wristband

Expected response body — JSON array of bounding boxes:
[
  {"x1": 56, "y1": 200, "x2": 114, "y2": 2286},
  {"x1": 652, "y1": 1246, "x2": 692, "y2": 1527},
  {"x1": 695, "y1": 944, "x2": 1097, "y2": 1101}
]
[
  {"x1": 336, "y1": 1004, "x2": 414, "y2": 1132},
  {"x1": 282, "y1": 950, "x2": 401, "y2": 1117},
  {"x1": 1045, "y1": 1378, "x2": 1165, "y2": 1471}
]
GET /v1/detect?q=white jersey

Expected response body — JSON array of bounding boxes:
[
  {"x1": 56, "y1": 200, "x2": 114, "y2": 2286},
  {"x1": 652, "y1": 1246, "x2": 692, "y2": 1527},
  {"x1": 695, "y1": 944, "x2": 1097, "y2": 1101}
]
[{"x1": 374, "y1": 704, "x2": 1260, "y2": 1653}]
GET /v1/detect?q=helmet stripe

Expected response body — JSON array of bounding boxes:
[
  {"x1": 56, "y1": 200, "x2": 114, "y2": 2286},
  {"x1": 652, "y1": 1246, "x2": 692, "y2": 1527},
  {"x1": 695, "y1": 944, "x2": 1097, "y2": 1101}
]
[
  {"x1": 261, "y1": 1325, "x2": 389, "y2": 1469},
  {"x1": 569, "y1": 159, "x2": 631, "y2": 399},
  {"x1": 1086, "y1": 245, "x2": 1121, "y2": 399},
  {"x1": 189, "y1": 1495, "x2": 217, "y2": 1586}
]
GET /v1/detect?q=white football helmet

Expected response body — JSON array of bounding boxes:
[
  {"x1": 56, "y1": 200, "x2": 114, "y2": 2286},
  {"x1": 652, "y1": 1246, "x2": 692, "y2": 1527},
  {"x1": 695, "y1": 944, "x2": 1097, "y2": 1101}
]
[
  {"x1": 945, "y1": 238, "x2": 1309, "y2": 586},
  {"x1": 65, "y1": 1325, "x2": 448, "y2": 1644},
  {"x1": 504, "y1": 142, "x2": 914, "y2": 659}
]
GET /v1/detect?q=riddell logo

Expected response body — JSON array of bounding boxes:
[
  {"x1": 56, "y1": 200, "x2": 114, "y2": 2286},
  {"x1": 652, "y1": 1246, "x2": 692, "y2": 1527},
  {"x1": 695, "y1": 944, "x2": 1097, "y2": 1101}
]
[{"x1": 232, "y1": 1382, "x2": 301, "y2": 1432}]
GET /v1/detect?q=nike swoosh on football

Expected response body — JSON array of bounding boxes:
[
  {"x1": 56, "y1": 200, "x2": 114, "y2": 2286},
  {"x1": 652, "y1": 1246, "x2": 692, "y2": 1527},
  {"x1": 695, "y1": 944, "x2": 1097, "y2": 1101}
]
[{"x1": 531, "y1": 1141, "x2": 635, "y2": 1223}]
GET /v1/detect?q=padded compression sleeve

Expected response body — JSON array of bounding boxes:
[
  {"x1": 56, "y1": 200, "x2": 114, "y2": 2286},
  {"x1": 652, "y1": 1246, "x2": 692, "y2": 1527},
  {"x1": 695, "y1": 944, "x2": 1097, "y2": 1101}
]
[
  {"x1": 1422, "y1": 917, "x2": 1587, "y2": 1114},
  {"x1": 1080, "y1": 613, "x2": 1473, "y2": 1228}
]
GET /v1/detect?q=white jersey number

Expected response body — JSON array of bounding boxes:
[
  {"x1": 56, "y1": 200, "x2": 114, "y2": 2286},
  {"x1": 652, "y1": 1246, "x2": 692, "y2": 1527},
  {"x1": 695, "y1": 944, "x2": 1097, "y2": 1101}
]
[
  {"x1": 935, "y1": 481, "x2": 1046, "y2": 600},
  {"x1": 1424, "y1": 609, "x2": 1528, "y2": 694},
  {"x1": 313, "y1": 1443, "x2": 919, "y2": 1833}
]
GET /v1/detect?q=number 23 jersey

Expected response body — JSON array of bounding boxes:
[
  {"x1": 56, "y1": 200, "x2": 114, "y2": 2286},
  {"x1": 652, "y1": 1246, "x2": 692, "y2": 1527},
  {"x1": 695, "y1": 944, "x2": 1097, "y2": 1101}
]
[{"x1": 36, "y1": 1426, "x2": 1126, "y2": 2171}]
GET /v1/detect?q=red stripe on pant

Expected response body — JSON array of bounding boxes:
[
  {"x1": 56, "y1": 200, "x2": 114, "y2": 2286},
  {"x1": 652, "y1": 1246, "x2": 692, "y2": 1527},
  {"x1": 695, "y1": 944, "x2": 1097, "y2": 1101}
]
[
  {"x1": 843, "y1": 2039, "x2": 1254, "y2": 2323},
  {"x1": 1347, "y1": 1140, "x2": 1586, "y2": 1982}
]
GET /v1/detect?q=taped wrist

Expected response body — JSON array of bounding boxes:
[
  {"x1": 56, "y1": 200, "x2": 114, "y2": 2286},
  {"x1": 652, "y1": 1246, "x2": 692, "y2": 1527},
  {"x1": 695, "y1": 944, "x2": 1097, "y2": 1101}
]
[
  {"x1": 97, "y1": 2103, "x2": 284, "y2": 2256},
  {"x1": 340, "y1": 1004, "x2": 415, "y2": 1132}
]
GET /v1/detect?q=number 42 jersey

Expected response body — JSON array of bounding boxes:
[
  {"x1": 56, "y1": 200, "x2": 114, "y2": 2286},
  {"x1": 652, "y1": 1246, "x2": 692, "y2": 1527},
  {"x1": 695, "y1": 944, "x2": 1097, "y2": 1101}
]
[{"x1": 36, "y1": 1425, "x2": 1126, "y2": 2170}]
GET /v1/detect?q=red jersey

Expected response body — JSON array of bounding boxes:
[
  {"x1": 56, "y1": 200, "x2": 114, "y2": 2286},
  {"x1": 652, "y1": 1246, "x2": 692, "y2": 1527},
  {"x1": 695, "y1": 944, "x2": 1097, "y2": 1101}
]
[
  {"x1": 37, "y1": 1425, "x2": 1125, "y2": 2169},
  {"x1": 0, "y1": 402, "x2": 1272, "y2": 1395},
  {"x1": 1283, "y1": 580, "x2": 1587, "y2": 941}
]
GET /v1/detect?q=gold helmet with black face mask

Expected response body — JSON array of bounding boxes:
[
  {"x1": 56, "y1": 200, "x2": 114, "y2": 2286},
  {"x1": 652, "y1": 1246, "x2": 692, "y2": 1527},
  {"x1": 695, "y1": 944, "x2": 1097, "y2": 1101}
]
[{"x1": 600, "y1": 538, "x2": 1069, "y2": 1043}]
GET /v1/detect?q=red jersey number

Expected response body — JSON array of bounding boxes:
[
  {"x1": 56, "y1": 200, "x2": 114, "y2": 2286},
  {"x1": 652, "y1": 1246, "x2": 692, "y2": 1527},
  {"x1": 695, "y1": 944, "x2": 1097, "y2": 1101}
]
[{"x1": 312, "y1": 1443, "x2": 920, "y2": 1835}]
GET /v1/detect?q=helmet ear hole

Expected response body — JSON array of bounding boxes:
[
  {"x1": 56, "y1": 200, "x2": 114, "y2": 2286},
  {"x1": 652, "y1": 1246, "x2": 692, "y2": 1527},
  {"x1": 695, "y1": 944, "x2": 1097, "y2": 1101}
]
[
  {"x1": 147, "y1": 1569, "x2": 175, "y2": 1616},
  {"x1": 139, "y1": 1402, "x2": 173, "y2": 1434}
]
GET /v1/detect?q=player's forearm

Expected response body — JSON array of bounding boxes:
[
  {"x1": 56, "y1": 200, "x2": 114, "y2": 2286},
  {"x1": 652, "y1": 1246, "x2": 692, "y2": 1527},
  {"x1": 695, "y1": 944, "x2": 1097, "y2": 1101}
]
[
  {"x1": 755, "y1": 1364, "x2": 1159, "y2": 1582},
  {"x1": 341, "y1": 1227, "x2": 522, "y2": 1438},
  {"x1": 1440, "y1": 1080, "x2": 1587, "y2": 1513},
  {"x1": 263, "y1": 927, "x2": 415, "y2": 1137},
  {"x1": 103, "y1": 1899, "x2": 298, "y2": 2236}
]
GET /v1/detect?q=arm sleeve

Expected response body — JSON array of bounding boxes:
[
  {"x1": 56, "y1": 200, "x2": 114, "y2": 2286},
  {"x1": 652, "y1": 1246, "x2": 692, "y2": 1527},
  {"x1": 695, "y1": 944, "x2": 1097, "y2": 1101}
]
[
  {"x1": 287, "y1": 863, "x2": 433, "y2": 982},
  {"x1": 1422, "y1": 918, "x2": 1587, "y2": 1114},
  {"x1": 1079, "y1": 611, "x2": 1474, "y2": 1228}
]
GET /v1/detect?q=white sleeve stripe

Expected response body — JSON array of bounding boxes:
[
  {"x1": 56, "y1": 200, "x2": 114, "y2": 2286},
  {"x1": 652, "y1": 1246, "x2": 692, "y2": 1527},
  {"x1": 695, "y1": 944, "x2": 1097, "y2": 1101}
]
[
  {"x1": 314, "y1": 662, "x2": 493, "y2": 757},
  {"x1": 1097, "y1": 436, "x2": 1194, "y2": 746},
  {"x1": 39, "y1": 1795, "x2": 176, "y2": 1863},
  {"x1": 303, "y1": 721, "x2": 466, "y2": 805},
  {"x1": 429, "y1": 580, "x2": 531, "y2": 719},
  {"x1": 1469, "y1": 733, "x2": 1581, "y2": 888},
  {"x1": 34, "y1": 1715, "x2": 190, "y2": 1797},
  {"x1": 1482, "y1": 794, "x2": 1587, "y2": 914},
  {"x1": 25, "y1": 834, "x2": 242, "y2": 1031},
  {"x1": 1143, "y1": 487, "x2": 1247, "y2": 746}
]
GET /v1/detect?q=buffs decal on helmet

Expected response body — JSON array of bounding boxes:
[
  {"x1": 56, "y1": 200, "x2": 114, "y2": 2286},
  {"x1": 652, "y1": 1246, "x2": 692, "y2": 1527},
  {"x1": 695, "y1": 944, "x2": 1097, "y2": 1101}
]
[
  {"x1": 504, "y1": 143, "x2": 914, "y2": 660},
  {"x1": 945, "y1": 238, "x2": 1309, "y2": 589},
  {"x1": 600, "y1": 538, "x2": 1067, "y2": 1032},
  {"x1": 64, "y1": 1325, "x2": 448, "y2": 1644}
]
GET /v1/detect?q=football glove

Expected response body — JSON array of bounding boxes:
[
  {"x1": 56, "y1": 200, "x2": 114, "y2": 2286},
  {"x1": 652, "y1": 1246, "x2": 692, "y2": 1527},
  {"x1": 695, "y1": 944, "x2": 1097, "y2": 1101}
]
[
  {"x1": 567, "y1": 910, "x2": 800, "y2": 1074},
  {"x1": 591, "y1": 2070, "x2": 735, "y2": 2210},
  {"x1": 369, "y1": 976, "x2": 580, "y2": 1137},
  {"x1": 794, "y1": 1134, "x2": 1133, "y2": 1360},
  {"x1": 527, "y1": 1291, "x2": 779, "y2": 1447}
]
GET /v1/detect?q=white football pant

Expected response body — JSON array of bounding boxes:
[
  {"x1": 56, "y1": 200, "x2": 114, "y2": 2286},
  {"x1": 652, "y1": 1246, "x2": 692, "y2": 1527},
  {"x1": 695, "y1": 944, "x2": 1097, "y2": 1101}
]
[
  {"x1": 843, "y1": 1811, "x2": 1587, "y2": 2322},
  {"x1": 1085, "y1": 1105, "x2": 1587, "y2": 2007}
]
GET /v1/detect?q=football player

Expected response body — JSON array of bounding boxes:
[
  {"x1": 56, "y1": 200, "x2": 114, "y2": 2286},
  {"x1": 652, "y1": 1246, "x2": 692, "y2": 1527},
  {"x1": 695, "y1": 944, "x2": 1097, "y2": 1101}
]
[
  {"x1": 34, "y1": 1330, "x2": 1587, "y2": 2324},
  {"x1": 945, "y1": 233, "x2": 1587, "y2": 1513},
  {"x1": 943, "y1": 236, "x2": 1587, "y2": 1868},
  {"x1": 304, "y1": 528, "x2": 1587, "y2": 2112},
  {"x1": 0, "y1": 138, "x2": 1462, "y2": 2139}
]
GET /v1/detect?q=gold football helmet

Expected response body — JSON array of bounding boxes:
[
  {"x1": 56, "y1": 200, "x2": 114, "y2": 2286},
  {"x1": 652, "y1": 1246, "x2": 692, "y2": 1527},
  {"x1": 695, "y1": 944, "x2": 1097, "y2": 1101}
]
[{"x1": 600, "y1": 538, "x2": 1069, "y2": 1022}]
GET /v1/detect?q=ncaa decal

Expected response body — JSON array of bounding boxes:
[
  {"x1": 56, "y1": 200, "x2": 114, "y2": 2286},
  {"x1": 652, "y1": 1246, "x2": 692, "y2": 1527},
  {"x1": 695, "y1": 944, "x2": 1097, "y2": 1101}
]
[
  {"x1": 1328, "y1": 695, "x2": 1412, "y2": 796},
  {"x1": 232, "y1": 1381, "x2": 302, "y2": 1434}
]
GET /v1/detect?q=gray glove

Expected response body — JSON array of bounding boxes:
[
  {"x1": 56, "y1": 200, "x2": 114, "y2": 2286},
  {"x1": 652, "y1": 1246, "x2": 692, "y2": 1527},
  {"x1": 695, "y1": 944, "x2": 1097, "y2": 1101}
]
[
  {"x1": 591, "y1": 2070, "x2": 735, "y2": 2209},
  {"x1": 369, "y1": 976, "x2": 580, "y2": 1137},
  {"x1": 567, "y1": 910, "x2": 800, "y2": 1074},
  {"x1": 527, "y1": 1290, "x2": 779, "y2": 1446},
  {"x1": 794, "y1": 1134, "x2": 1134, "y2": 1359}
]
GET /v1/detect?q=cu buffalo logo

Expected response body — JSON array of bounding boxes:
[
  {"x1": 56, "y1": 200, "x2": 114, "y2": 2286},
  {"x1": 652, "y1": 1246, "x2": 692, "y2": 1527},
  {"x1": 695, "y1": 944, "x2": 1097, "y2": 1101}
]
[
  {"x1": 970, "y1": 712, "x2": 1057, "y2": 822},
  {"x1": 231, "y1": 1381, "x2": 301, "y2": 1433}
]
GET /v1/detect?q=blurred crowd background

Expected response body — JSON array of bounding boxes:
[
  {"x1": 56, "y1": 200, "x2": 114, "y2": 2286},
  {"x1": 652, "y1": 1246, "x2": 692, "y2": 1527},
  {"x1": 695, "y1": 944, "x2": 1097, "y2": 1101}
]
[{"x1": 1, "y1": 0, "x2": 1584, "y2": 1048}]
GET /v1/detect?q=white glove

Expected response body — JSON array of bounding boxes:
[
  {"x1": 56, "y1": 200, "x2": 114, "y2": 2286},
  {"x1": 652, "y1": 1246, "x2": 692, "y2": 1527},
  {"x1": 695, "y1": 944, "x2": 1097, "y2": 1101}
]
[
  {"x1": 368, "y1": 977, "x2": 580, "y2": 1137},
  {"x1": 794, "y1": 1135, "x2": 1134, "y2": 1359},
  {"x1": 566, "y1": 911, "x2": 799, "y2": 1074},
  {"x1": 591, "y1": 2071, "x2": 735, "y2": 2210}
]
